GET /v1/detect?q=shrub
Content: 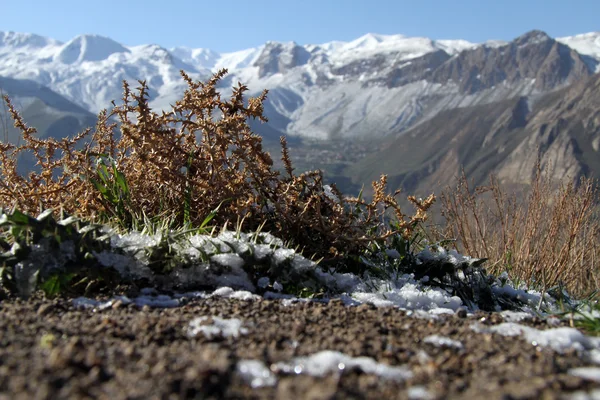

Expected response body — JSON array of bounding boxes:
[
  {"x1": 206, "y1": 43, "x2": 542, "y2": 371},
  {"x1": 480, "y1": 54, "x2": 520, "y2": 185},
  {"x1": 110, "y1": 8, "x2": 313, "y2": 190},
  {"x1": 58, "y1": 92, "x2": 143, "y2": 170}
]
[
  {"x1": 0, "y1": 69, "x2": 434, "y2": 277},
  {"x1": 439, "y1": 165, "x2": 600, "y2": 297}
]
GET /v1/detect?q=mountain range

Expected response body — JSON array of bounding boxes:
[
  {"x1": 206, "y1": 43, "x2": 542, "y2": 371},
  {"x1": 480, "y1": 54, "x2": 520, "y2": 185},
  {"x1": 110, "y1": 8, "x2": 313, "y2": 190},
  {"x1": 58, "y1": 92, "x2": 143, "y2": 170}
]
[{"x1": 1, "y1": 29, "x2": 599, "y2": 195}]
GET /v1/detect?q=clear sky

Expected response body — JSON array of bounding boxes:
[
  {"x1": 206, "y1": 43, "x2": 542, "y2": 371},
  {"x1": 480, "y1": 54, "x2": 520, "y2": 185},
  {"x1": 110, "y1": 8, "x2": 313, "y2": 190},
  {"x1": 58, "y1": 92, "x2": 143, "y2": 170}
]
[{"x1": 3, "y1": 0, "x2": 599, "y2": 52}]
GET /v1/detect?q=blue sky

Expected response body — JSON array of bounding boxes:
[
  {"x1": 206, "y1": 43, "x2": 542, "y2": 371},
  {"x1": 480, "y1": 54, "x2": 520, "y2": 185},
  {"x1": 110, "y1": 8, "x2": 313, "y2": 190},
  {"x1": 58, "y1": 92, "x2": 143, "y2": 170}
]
[{"x1": 3, "y1": 0, "x2": 599, "y2": 52}]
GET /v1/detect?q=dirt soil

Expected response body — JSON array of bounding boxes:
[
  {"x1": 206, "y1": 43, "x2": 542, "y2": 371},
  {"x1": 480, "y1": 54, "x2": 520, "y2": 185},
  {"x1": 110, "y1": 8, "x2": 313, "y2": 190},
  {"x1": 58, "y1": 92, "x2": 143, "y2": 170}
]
[{"x1": 1, "y1": 292, "x2": 599, "y2": 400}]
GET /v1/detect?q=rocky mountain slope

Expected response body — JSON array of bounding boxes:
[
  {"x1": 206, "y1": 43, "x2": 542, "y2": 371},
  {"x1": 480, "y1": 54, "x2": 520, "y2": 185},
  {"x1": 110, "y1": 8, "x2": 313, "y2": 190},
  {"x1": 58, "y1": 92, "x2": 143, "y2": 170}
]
[
  {"x1": 348, "y1": 71, "x2": 600, "y2": 196},
  {"x1": 2, "y1": 29, "x2": 598, "y2": 139}
]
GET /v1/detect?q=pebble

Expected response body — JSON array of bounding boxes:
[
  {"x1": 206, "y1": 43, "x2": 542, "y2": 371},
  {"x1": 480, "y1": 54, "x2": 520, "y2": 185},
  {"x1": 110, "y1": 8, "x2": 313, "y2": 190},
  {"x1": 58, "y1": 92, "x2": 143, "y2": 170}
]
[
  {"x1": 111, "y1": 300, "x2": 124, "y2": 309},
  {"x1": 37, "y1": 303, "x2": 55, "y2": 316},
  {"x1": 455, "y1": 307, "x2": 468, "y2": 318}
]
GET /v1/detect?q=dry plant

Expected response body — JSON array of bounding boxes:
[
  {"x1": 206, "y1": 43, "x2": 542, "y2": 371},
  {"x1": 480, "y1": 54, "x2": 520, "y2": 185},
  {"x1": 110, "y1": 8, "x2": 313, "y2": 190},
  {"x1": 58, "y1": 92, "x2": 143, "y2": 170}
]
[
  {"x1": 439, "y1": 164, "x2": 600, "y2": 297},
  {"x1": 0, "y1": 69, "x2": 434, "y2": 270}
]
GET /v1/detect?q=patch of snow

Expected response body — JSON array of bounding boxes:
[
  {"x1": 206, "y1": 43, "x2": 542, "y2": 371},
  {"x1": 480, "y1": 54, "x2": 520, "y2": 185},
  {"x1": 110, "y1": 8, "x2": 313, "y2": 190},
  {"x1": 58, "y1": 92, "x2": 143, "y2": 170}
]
[
  {"x1": 423, "y1": 335, "x2": 464, "y2": 349},
  {"x1": 566, "y1": 389, "x2": 600, "y2": 400},
  {"x1": 272, "y1": 350, "x2": 412, "y2": 382},
  {"x1": 558, "y1": 32, "x2": 600, "y2": 64},
  {"x1": 569, "y1": 367, "x2": 600, "y2": 383},
  {"x1": 500, "y1": 310, "x2": 534, "y2": 322},
  {"x1": 187, "y1": 316, "x2": 249, "y2": 339},
  {"x1": 210, "y1": 253, "x2": 245, "y2": 269},
  {"x1": 72, "y1": 294, "x2": 180, "y2": 309},
  {"x1": 211, "y1": 287, "x2": 261, "y2": 301},
  {"x1": 349, "y1": 272, "x2": 462, "y2": 312},
  {"x1": 236, "y1": 360, "x2": 277, "y2": 388},
  {"x1": 408, "y1": 386, "x2": 434, "y2": 400},
  {"x1": 471, "y1": 322, "x2": 600, "y2": 353}
]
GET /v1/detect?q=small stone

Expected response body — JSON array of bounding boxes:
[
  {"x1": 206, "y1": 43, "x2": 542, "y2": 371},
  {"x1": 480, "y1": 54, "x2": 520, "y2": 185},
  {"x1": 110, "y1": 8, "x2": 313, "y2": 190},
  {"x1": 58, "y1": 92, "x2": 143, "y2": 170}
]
[
  {"x1": 455, "y1": 307, "x2": 468, "y2": 318},
  {"x1": 141, "y1": 305, "x2": 151, "y2": 312},
  {"x1": 490, "y1": 313, "x2": 504, "y2": 324},
  {"x1": 356, "y1": 303, "x2": 375, "y2": 312},
  {"x1": 329, "y1": 298, "x2": 344, "y2": 306},
  {"x1": 37, "y1": 304, "x2": 55, "y2": 317},
  {"x1": 111, "y1": 300, "x2": 124, "y2": 310}
]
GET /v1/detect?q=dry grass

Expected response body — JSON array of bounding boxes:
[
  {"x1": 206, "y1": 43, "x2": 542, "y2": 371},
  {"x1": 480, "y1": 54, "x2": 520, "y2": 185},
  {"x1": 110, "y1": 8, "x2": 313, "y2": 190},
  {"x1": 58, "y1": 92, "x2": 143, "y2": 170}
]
[
  {"x1": 0, "y1": 69, "x2": 434, "y2": 270},
  {"x1": 439, "y1": 164, "x2": 600, "y2": 297}
]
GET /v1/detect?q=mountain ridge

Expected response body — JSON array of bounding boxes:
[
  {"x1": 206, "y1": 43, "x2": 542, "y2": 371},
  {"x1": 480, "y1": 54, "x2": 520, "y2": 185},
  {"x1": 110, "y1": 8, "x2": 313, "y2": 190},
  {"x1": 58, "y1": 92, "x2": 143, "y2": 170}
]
[
  {"x1": 1, "y1": 29, "x2": 598, "y2": 124},
  {"x1": 1, "y1": 29, "x2": 600, "y2": 193},
  {"x1": 347, "y1": 71, "x2": 600, "y2": 195}
]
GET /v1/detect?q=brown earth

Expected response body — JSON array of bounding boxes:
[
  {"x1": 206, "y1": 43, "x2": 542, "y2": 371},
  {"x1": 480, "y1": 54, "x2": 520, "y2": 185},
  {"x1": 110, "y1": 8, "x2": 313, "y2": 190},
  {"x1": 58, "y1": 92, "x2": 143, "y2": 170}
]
[{"x1": 0, "y1": 292, "x2": 598, "y2": 400}]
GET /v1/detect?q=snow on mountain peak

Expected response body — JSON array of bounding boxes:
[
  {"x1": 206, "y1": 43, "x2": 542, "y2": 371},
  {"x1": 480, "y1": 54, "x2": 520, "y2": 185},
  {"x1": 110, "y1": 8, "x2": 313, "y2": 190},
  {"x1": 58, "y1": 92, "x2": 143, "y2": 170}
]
[
  {"x1": 557, "y1": 32, "x2": 600, "y2": 62},
  {"x1": 54, "y1": 34, "x2": 130, "y2": 64},
  {"x1": 0, "y1": 31, "x2": 61, "y2": 49},
  {"x1": 327, "y1": 33, "x2": 476, "y2": 66},
  {"x1": 2, "y1": 28, "x2": 599, "y2": 130},
  {"x1": 169, "y1": 46, "x2": 220, "y2": 70},
  {"x1": 514, "y1": 30, "x2": 552, "y2": 47}
]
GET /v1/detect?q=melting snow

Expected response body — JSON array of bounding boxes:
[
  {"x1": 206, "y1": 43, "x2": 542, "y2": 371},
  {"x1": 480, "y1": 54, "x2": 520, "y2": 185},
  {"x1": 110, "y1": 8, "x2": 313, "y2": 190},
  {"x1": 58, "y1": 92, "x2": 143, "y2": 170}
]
[
  {"x1": 236, "y1": 360, "x2": 277, "y2": 388},
  {"x1": 72, "y1": 294, "x2": 180, "y2": 309},
  {"x1": 471, "y1": 322, "x2": 600, "y2": 353},
  {"x1": 408, "y1": 386, "x2": 434, "y2": 400},
  {"x1": 234, "y1": 351, "x2": 412, "y2": 389},
  {"x1": 423, "y1": 335, "x2": 464, "y2": 350},
  {"x1": 272, "y1": 350, "x2": 412, "y2": 382},
  {"x1": 500, "y1": 310, "x2": 534, "y2": 322},
  {"x1": 187, "y1": 316, "x2": 249, "y2": 339},
  {"x1": 569, "y1": 367, "x2": 600, "y2": 383}
]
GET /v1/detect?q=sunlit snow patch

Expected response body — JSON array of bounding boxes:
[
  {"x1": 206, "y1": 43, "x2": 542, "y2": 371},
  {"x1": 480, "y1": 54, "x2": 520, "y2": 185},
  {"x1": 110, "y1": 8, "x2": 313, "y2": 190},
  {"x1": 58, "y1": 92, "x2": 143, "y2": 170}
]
[
  {"x1": 69, "y1": 228, "x2": 571, "y2": 318},
  {"x1": 408, "y1": 386, "x2": 434, "y2": 400},
  {"x1": 236, "y1": 360, "x2": 277, "y2": 388},
  {"x1": 423, "y1": 335, "x2": 464, "y2": 350},
  {"x1": 72, "y1": 294, "x2": 180, "y2": 309},
  {"x1": 471, "y1": 322, "x2": 600, "y2": 353},
  {"x1": 500, "y1": 311, "x2": 534, "y2": 322},
  {"x1": 210, "y1": 286, "x2": 261, "y2": 301},
  {"x1": 349, "y1": 279, "x2": 462, "y2": 312},
  {"x1": 187, "y1": 316, "x2": 249, "y2": 339},
  {"x1": 272, "y1": 350, "x2": 412, "y2": 382},
  {"x1": 569, "y1": 367, "x2": 600, "y2": 383}
]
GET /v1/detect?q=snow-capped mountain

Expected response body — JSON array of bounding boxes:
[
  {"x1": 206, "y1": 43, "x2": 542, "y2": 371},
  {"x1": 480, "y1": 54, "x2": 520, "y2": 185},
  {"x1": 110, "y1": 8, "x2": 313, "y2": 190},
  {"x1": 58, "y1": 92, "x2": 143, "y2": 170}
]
[
  {"x1": 557, "y1": 32, "x2": 600, "y2": 63},
  {"x1": 0, "y1": 32, "x2": 210, "y2": 112},
  {"x1": 0, "y1": 29, "x2": 599, "y2": 142}
]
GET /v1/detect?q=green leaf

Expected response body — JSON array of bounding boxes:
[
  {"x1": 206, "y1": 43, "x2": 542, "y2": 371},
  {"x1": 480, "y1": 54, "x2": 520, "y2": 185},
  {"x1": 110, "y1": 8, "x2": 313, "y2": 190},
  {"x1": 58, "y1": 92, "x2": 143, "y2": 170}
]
[
  {"x1": 41, "y1": 273, "x2": 75, "y2": 297},
  {"x1": 8, "y1": 210, "x2": 32, "y2": 225},
  {"x1": 114, "y1": 168, "x2": 129, "y2": 197}
]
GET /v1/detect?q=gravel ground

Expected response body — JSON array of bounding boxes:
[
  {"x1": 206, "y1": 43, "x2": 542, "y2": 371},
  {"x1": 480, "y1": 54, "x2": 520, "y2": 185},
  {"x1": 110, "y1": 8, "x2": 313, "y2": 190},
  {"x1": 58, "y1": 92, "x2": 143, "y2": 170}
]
[{"x1": 1, "y1": 292, "x2": 599, "y2": 400}]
